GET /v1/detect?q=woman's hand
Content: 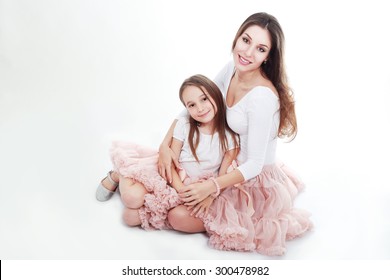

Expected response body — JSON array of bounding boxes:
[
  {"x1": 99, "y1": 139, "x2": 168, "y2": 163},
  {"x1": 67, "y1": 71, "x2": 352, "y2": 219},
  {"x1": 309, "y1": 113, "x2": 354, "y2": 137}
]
[
  {"x1": 158, "y1": 145, "x2": 180, "y2": 183},
  {"x1": 179, "y1": 180, "x2": 215, "y2": 206},
  {"x1": 187, "y1": 196, "x2": 214, "y2": 218}
]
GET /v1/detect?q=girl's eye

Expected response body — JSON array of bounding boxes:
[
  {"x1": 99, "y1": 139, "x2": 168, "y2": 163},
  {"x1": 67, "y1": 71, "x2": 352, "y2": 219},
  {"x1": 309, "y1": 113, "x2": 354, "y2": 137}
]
[
  {"x1": 202, "y1": 97, "x2": 208, "y2": 102},
  {"x1": 188, "y1": 104, "x2": 194, "y2": 108},
  {"x1": 242, "y1": 37, "x2": 249, "y2": 43},
  {"x1": 258, "y1": 47, "x2": 265, "y2": 53}
]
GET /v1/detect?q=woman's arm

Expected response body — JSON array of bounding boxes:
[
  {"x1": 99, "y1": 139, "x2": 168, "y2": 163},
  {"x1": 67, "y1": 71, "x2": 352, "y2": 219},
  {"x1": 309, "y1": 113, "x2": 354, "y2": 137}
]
[
  {"x1": 168, "y1": 138, "x2": 185, "y2": 191},
  {"x1": 179, "y1": 168, "x2": 245, "y2": 206},
  {"x1": 186, "y1": 145, "x2": 238, "y2": 215},
  {"x1": 158, "y1": 119, "x2": 180, "y2": 183},
  {"x1": 218, "y1": 148, "x2": 238, "y2": 176}
]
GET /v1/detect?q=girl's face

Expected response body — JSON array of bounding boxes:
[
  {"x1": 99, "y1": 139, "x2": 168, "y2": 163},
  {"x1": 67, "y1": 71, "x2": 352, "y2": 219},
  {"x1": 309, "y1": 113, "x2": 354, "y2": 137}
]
[
  {"x1": 233, "y1": 25, "x2": 271, "y2": 72},
  {"x1": 181, "y1": 86, "x2": 217, "y2": 126}
]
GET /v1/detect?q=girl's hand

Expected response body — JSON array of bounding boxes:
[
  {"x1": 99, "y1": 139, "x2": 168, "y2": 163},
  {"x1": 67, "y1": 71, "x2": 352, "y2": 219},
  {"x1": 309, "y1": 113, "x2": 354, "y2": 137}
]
[
  {"x1": 179, "y1": 180, "x2": 215, "y2": 206},
  {"x1": 188, "y1": 196, "x2": 214, "y2": 218},
  {"x1": 158, "y1": 145, "x2": 180, "y2": 183}
]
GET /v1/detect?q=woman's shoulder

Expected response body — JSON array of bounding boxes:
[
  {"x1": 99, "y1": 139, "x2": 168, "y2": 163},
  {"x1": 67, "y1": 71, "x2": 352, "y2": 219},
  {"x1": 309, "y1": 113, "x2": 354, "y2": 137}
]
[
  {"x1": 174, "y1": 116, "x2": 190, "y2": 135},
  {"x1": 248, "y1": 86, "x2": 279, "y2": 102},
  {"x1": 214, "y1": 61, "x2": 235, "y2": 87},
  {"x1": 176, "y1": 116, "x2": 190, "y2": 128},
  {"x1": 220, "y1": 60, "x2": 235, "y2": 74}
]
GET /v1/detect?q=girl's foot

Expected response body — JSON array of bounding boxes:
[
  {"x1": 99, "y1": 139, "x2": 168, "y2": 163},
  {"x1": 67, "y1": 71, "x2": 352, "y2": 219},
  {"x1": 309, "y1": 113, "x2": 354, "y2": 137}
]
[{"x1": 96, "y1": 171, "x2": 119, "y2": 201}]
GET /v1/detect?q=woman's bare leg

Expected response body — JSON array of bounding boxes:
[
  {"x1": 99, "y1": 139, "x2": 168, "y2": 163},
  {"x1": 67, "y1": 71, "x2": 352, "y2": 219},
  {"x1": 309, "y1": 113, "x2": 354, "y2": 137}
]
[{"x1": 168, "y1": 205, "x2": 205, "y2": 233}]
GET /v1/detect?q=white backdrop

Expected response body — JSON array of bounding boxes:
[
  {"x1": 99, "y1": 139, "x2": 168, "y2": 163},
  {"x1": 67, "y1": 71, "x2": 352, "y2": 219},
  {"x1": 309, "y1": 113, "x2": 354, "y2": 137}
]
[{"x1": 1, "y1": 0, "x2": 389, "y2": 260}]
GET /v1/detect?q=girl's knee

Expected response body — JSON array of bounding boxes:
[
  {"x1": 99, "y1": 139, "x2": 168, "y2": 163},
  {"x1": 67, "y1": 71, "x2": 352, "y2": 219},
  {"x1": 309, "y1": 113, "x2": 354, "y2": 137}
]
[
  {"x1": 121, "y1": 183, "x2": 146, "y2": 209},
  {"x1": 123, "y1": 209, "x2": 141, "y2": 227}
]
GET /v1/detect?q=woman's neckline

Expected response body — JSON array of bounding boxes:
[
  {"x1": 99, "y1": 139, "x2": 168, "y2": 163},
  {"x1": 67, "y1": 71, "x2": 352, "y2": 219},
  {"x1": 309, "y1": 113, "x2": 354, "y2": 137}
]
[{"x1": 225, "y1": 67, "x2": 278, "y2": 108}]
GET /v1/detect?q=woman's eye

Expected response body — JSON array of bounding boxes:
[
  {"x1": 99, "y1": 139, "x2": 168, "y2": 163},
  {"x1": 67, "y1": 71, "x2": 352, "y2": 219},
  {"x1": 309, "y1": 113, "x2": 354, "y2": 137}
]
[
  {"x1": 258, "y1": 47, "x2": 265, "y2": 52},
  {"x1": 242, "y1": 37, "x2": 249, "y2": 43},
  {"x1": 202, "y1": 97, "x2": 208, "y2": 102}
]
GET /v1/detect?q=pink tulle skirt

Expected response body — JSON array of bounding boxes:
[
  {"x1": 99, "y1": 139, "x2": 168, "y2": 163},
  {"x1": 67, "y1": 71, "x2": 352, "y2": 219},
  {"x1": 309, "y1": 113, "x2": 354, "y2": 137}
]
[
  {"x1": 201, "y1": 163, "x2": 313, "y2": 256},
  {"x1": 110, "y1": 141, "x2": 181, "y2": 230},
  {"x1": 110, "y1": 141, "x2": 312, "y2": 255}
]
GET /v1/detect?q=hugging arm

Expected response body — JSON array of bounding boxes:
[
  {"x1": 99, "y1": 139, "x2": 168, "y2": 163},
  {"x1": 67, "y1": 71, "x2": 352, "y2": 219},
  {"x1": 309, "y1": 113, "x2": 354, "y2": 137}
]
[
  {"x1": 158, "y1": 119, "x2": 180, "y2": 183},
  {"x1": 218, "y1": 148, "x2": 239, "y2": 176},
  {"x1": 168, "y1": 137, "x2": 185, "y2": 192}
]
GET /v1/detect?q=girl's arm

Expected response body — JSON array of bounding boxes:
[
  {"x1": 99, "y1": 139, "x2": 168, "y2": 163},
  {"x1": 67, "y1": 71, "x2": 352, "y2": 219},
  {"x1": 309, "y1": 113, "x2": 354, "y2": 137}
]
[
  {"x1": 158, "y1": 119, "x2": 180, "y2": 183},
  {"x1": 168, "y1": 137, "x2": 185, "y2": 191}
]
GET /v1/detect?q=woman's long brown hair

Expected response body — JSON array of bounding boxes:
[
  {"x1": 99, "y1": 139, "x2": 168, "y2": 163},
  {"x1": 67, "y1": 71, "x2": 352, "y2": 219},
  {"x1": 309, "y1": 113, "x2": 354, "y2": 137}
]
[
  {"x1": 179, "y1": 74, "x2": 239, "y2": 162},
  {"x1": 232, "y1": 12, "x2": 297, "y2": 140}
]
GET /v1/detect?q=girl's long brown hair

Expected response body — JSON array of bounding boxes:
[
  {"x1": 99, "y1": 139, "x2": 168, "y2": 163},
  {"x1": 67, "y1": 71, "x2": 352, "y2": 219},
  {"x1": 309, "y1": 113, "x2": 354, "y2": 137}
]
[
  {"x1": 179, "y1": 74, "x2": 239, "y2": 162},
  {"x1": 232, "y1": 12, "x2": 297, "y2": 140}
]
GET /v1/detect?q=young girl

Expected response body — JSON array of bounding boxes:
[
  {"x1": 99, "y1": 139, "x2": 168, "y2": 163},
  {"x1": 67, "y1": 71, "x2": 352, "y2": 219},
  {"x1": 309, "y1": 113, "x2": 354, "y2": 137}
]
[{"x1": 96, "y1": 74, "x2": 239, "y2": 229}]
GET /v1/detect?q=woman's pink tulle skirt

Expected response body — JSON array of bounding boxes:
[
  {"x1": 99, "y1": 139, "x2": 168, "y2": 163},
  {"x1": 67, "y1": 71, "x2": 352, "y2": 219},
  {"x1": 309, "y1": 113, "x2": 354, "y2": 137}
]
[
  {"x1": 110, "y1": 141, "x2": 181, "y2": 230},
  {"x1": 201, "y1": 163, "x2": 313, "y2": 256}
]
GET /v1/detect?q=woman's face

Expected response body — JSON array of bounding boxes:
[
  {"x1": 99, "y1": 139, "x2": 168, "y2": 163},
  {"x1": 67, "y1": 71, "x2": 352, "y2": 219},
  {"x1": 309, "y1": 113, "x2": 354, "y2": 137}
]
[
  {"x1": 233, "y1": 25, "x2": 272, "y2": 73},
  {"x1": 181, "y1": 86, "x2": 216, "y2": 126}
]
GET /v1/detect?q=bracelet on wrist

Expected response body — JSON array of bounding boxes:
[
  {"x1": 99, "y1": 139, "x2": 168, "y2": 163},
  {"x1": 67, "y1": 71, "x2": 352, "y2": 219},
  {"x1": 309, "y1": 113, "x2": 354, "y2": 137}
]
[{"x1": 209, "y1": 177, "x2": 220, "y2": 198}]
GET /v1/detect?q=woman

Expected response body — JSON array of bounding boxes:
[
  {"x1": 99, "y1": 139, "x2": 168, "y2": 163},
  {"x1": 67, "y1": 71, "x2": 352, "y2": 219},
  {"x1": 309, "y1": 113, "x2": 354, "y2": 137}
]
[{"x1": 158, "y1": 12, "x2": 312, "y2": 256}]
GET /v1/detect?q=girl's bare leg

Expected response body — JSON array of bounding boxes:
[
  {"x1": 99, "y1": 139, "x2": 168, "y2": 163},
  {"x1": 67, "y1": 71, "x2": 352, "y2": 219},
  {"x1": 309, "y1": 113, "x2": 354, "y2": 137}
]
[
  {"x1": 123, "y1": 208, "x2": 141, "y2": 226},
  {"x1": 168, "y1": 205, "x2": 205, "y2": 233},
  {"x1": 118, "y1": 175, "x2": 147, "y2": 226},
  {"x1": 119, "y1": 175, "x2": 147, "y2": 209},
  {"x1": 101, "y1": 171, "x2": 120, "y2": 191}
]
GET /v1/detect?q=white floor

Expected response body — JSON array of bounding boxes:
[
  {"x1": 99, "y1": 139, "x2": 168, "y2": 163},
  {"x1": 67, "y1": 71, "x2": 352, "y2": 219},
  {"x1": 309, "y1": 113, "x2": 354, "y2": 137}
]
[
  {"x1": 0, "y1": 95, "x2": 389, "y2": 260},
  {"x1": 1, "y1": 0, "x2": 390, "y2": 261}
]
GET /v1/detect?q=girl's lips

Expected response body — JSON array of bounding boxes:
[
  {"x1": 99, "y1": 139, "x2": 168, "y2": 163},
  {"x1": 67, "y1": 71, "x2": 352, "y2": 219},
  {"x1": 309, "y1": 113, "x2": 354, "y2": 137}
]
[{"x1": 198, "y1": 111, "x2": 210, "y2": 118}]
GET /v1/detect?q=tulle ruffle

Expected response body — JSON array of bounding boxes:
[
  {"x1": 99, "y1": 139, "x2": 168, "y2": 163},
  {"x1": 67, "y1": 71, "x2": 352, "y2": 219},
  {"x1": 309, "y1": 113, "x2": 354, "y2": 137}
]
[{"x1": 202, "y1": 163, "x2": 313, "y2": 256}]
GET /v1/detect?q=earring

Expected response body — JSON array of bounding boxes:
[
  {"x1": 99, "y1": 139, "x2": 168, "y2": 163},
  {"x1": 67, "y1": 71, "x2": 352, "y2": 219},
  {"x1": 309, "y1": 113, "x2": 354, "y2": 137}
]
[{"x1": 263, "y1": 60, "x2": 267, "y2": 65}]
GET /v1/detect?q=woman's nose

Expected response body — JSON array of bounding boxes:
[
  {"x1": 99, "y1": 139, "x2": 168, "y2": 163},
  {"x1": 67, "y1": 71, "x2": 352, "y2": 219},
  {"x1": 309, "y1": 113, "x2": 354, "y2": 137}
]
[
  {"x1": 244, "y1": 45, "x2": 255, "y2": 57},
  {"x1": 245, "y1": 45, "x2": 256, "y2": 58}
]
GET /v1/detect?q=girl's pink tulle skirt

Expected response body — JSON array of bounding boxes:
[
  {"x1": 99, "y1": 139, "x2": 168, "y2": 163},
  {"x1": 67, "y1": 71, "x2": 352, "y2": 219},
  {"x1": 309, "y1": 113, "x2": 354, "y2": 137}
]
[
  {"x1": 201, "y1": 163, "x2": 313, "y2": 256},
  {"x1": 110, "y1": 141, "x2": 181, "y2": 230}
]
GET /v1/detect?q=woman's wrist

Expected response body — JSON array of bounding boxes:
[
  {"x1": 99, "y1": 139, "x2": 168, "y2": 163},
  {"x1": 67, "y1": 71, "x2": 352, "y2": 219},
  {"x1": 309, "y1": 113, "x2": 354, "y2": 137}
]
[{"x1": 209, "y1": 177, "x2": 221, "y2": 198}]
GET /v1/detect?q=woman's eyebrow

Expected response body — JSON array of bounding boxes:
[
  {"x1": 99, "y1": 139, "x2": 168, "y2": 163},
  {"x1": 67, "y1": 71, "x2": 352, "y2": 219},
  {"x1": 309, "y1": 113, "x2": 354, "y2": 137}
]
[{"x1": 244, "y1": 32, "x2": 269, "y2": 49}]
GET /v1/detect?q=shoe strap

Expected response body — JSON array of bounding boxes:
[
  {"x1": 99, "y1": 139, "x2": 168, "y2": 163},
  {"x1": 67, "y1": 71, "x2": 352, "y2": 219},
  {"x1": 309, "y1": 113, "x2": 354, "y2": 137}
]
[{"x1": 106, "y1": 171, "x2": 119, "y2": 187}]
